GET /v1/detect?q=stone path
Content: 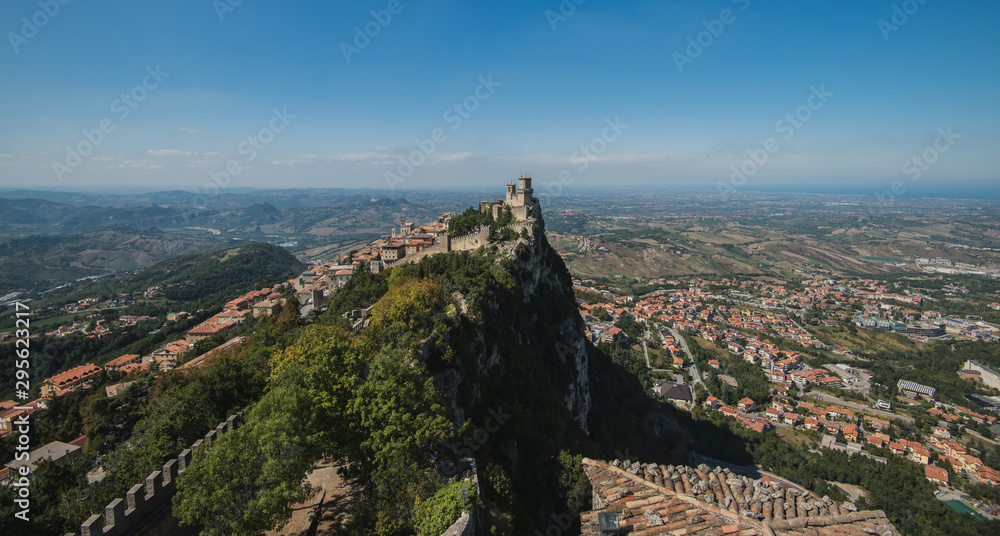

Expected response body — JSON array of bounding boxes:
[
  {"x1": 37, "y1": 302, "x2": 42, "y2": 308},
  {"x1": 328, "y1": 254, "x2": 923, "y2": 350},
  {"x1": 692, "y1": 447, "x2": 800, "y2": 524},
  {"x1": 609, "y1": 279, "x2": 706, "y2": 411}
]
[{"x1": 266, "y1": 459, "x2": 357, "y2": 536}]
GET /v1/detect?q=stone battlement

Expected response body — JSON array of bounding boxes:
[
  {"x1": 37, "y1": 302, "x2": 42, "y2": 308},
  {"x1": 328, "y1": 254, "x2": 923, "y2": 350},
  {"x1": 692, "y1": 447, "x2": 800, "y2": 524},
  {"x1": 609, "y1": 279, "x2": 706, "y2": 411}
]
[
  {"x1": 448, "y1": 227, "x2": 490, "y2": 253},
  {"x1": 66, "y1": 412, "x2": 244, "y2": 536}
]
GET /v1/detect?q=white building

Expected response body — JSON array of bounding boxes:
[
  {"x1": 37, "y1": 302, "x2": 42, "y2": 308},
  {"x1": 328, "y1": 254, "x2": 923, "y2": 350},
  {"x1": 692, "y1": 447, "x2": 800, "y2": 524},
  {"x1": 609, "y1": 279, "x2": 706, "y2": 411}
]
[{"x1": 964, "y1": 360, "x2": 1000, "y2": 390}]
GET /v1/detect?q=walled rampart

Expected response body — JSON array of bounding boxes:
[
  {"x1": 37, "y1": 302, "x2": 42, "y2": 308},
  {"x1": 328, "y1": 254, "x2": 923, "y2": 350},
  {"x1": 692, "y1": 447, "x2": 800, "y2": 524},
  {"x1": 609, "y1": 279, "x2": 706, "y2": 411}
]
[{"x1": 66, "y1": 412, "x2": 244, "y2": 536}]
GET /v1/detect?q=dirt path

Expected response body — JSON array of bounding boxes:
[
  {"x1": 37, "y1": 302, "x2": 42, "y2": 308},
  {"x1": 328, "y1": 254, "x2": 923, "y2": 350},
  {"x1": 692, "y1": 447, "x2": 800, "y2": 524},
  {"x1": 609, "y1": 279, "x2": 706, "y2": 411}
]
[{"x1": 266, "y1": 459, "x2": 358, "y2": 536}]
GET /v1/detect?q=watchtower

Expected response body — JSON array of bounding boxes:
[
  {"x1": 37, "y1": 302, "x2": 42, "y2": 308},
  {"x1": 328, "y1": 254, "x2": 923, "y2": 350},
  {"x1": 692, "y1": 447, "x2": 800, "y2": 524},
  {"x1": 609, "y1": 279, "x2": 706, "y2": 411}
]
[{"x1": 517, "y1": 175, "x2": 533, "y2": 203}]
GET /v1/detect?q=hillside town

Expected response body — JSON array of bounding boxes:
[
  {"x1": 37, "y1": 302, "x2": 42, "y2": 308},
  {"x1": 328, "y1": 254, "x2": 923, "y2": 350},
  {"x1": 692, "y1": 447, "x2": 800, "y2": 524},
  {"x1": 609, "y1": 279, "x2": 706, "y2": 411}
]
[
  {"x1": 577, "y1": 275, "x2": 1000, "y2": 517},
  {"x1": 0, "y1": 271, "x2": 353, "y2": 482}
]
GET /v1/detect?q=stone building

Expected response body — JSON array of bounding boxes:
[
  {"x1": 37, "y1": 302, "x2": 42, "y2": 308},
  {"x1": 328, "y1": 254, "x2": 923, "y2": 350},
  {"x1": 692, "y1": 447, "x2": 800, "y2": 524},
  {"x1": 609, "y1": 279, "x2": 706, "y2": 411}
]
[{"x1": 479, "y1": 175, "x2": 541, "y2": 221}]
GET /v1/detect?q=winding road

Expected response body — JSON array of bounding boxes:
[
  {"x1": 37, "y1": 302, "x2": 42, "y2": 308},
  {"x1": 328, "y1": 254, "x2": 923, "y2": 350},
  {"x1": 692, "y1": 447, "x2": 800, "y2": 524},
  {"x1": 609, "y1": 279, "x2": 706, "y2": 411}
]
[{"x1": 807, "y1": 391, "x2": 913, "y2": 423}]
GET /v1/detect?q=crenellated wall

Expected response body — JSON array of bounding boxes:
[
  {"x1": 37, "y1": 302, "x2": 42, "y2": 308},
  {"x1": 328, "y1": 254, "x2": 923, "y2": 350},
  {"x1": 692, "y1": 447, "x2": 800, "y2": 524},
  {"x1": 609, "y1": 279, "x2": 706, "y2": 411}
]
[
  {"x1": 377, "y1": 220, "x2": 538, "y2": 274},
  {"x1": 448, "y1": 227, "x2": 490, "y2": 253},
  {"x1": 65, "y1": 412, "x2": 244, "y2": 536}
]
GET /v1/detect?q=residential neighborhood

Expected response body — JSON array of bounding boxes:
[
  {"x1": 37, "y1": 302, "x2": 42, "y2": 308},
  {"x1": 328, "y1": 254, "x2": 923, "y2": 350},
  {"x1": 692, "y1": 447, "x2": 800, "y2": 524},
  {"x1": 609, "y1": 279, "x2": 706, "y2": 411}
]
[{"x1": 577, "y1": 274, "x2": 1000, "y2": 518}]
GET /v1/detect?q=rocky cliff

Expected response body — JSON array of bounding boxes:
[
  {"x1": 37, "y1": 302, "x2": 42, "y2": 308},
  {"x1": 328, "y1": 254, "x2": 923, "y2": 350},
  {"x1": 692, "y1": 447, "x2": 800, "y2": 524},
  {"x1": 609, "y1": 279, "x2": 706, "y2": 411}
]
[
  {"x1": 423, "y1": 221, "x2": 593, "y2": 436},
  {"x1": 384, "y1": 218, "x2": 691, "y2": 532}
]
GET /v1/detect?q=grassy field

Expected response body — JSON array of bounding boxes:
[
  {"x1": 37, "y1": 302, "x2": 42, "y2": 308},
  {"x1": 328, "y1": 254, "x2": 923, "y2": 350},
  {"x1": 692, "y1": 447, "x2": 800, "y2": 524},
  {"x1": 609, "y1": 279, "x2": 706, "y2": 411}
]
[
  {"x1": 776, "y1": 425, "x2": 815, "y2": 449},
  {"x1": 0, "y1": 313, "x2": 77, "y2": 335},
  {"x1": 810, "y1": 324, "x2": 918, "y2": 355}
]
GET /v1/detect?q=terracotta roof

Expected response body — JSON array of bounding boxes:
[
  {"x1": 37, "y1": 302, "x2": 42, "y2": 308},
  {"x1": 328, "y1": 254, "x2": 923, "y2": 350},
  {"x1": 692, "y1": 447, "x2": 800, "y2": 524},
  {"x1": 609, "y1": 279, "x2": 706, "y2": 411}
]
[
  {"x1": 104, "y1": 353, "x2": 141, "y2": 368},
  {"x1": 580, "y1": 458, "x2": 900, "y2": 536},
  {"x1": 43, "y1": 364, "x2": 101, "y2": 388},
  {"x1": 187, "y1": 320, "x2": 236, "y2": 335},
  {"x1": 924, "y1": 465, "x2": 949, "y2": 483},
  {"x1": 119, "y1": 361, "x2": 151, "y2": 374},
  {"x1": 978, "y1": 466, "x2": 1000, "y2": 484},
  {"x1": 164, "y1": 339, "x2": 192, "y2": 353}
]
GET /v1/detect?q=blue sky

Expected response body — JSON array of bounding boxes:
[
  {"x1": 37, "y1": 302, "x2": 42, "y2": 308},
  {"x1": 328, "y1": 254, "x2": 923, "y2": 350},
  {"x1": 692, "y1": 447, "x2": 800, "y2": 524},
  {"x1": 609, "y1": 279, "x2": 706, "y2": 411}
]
[{"x1": 1, "y1": 0, "x2": 998, "y2": 197}]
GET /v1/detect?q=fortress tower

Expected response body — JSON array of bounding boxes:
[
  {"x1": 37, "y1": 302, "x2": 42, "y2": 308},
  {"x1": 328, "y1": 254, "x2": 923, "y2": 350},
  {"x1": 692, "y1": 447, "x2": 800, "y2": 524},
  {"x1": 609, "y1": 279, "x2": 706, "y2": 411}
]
[
  {"x1": 518, "y1": 175, "x2": 533, "y2": 203},
  {"x1": 484, "y1": 174, "x2": 543, "y2": 221}
]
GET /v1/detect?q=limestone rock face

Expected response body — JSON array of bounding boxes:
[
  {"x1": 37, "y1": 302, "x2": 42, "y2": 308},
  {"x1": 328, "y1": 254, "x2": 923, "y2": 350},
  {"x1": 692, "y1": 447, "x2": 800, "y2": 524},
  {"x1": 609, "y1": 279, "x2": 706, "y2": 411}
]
[{"x1": 510, "y1": 227, "x2": 592, "y2": 431}]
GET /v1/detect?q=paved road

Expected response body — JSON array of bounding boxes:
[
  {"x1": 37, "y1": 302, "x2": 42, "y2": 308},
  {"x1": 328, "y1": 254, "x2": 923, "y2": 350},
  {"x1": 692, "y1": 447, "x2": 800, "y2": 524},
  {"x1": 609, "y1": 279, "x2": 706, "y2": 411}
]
[
  {"x1": 785, "y1": 313, "x2": 808, "y2": 333},
  {"x1": 808, "y1": 391, "x2": 913, "y2": 422},
  {"x1": 660, "y1": 325, "x2": 703, "y2": 385},
  {"x1": 689, "y1": 363, "x2": 703, "y2": 385},
  {"x1": 964, "y1": 429, "x2": 999, "y2": 447},
  {"x1": 664, "y1": 326, "x2": 694, "y2": 360}
]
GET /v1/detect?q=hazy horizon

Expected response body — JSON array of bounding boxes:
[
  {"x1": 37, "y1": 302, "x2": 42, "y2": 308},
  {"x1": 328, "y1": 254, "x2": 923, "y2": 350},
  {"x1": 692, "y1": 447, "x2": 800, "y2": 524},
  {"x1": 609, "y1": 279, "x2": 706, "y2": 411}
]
[{"x1": 2, "y1": 181, "x2": 998, "y2": 202}]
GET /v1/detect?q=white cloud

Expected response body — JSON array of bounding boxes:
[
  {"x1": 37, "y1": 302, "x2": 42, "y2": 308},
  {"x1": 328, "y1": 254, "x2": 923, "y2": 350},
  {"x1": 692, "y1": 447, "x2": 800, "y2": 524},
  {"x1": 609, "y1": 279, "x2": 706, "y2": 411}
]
[
  {"x1": 178, "y1": 128, "x2": 202, "y2": 134},
  {"x1": 147, "y1": 149, "x2": 198, "y2": 156},
  {"x1": 267, "y1": 153, "x2": 389, "y2": 166},
  {"x1": 103, "y1": 160, "x2": 161, "y2": 170},
  {"x1": 436, "y1": 152, "x2": 474, "y2": 161},
  {"x1": 186, "y1": 158, "x2": 223, "y2": 167}
]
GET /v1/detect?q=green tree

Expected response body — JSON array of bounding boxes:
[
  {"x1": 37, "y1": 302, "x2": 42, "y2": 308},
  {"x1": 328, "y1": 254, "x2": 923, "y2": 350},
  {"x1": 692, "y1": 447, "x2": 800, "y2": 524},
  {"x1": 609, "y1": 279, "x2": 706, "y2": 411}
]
[
  {"x1": 174, "y1": 324, "x2": 362, "y2": 534},
  {"x1": 449, "y1": 206, "x2": 493, "y2": 237},
  {"x1": 173, "y1": 377, "x2": 319, "y2": 536},
  {"x1": 413, "y1": 481, "x2": 476, "y2": 536}
]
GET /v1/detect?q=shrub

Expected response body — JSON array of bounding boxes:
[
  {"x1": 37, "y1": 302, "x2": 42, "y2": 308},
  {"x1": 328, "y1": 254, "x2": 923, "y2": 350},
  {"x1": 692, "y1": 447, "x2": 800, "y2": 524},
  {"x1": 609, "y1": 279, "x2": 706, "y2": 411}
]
[{"x1": 413, "y1": 480, "x2": 477, "y2": 536}]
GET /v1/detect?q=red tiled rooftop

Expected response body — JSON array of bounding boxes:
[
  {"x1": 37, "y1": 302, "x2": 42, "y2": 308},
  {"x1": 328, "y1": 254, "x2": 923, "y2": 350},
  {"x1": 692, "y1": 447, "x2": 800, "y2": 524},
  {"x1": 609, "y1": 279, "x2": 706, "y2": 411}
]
[
  {"x1": 104, "y1": 354, "x2": 141, "y2": 368},
  {"x1": 43, "y1": 364, "x2": 101, "y2": 388},
  {"x1": 579, "y1": 458, "x2": 900, "y2": 535}
]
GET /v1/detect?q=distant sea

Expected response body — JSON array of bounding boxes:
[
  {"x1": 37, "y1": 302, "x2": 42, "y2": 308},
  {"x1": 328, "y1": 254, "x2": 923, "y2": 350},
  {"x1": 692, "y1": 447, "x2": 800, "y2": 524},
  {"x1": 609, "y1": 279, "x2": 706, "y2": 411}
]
[
  {"x1": 737, "y1": 182, "x2": 1000, "y2": 200},
  {"x1": 579, "y1": 181, "x2": 999, "y2": 201}
]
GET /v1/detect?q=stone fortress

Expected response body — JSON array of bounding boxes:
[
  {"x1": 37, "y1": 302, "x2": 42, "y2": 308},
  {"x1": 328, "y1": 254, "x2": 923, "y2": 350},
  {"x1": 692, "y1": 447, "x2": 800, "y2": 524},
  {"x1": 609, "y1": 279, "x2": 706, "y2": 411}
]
[
  {"x1": 480, "y1": 174, "x2": 541, "y2": 221},
  {"x1": 360, "y1": 175, "x2": 543, "y2": 272}
]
